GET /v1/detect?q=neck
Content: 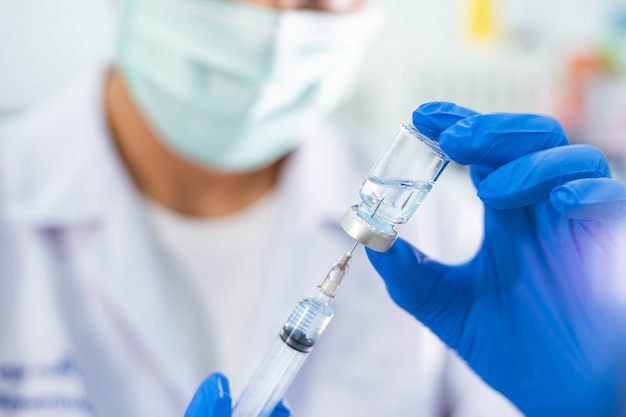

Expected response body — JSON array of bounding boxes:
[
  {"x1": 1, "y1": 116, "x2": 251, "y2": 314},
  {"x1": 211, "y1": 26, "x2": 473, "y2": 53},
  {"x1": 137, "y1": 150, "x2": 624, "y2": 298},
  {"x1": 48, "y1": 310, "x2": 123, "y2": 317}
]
[{"x1": 105, "y1": 68, "x2": 284, "y2": 218}]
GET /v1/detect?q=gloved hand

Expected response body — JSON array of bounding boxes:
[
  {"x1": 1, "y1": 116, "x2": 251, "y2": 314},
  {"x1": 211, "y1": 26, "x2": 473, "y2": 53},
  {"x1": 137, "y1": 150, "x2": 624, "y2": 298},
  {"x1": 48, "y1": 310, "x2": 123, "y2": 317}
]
[
  {"x1": 184, "y1": 373, "x2": 291, "y2": 417},
  {"x1": 367, "y1": 102, "x2": 626, "y2": 417}
]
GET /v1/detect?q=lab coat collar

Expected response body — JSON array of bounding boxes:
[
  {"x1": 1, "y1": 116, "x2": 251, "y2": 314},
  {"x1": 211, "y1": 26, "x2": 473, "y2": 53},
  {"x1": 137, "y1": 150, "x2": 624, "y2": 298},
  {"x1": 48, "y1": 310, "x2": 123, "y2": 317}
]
[{"x1": 0, "y1": 65, "x2": 125, "y2": 228}]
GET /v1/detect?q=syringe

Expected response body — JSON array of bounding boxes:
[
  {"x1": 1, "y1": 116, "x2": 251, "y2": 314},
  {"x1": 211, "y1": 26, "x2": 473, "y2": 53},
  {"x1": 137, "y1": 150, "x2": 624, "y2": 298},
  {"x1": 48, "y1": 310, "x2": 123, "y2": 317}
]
[{"x1": 232, "y1": 242, "x2": 358, "y2": 417}]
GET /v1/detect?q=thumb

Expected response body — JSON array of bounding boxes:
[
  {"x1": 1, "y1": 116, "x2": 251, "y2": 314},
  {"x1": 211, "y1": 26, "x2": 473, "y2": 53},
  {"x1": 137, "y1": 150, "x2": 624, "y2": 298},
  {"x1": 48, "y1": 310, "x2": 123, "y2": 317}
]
[
  {"x1": 269, "y1": 399, "x2": 292, "y2": 417},
  {"x1": 366, "y1": 239, "x2": 473, "y2": 347},
  {"x1": 185, "y1": 373, "x2": 232, "y2": 417}
]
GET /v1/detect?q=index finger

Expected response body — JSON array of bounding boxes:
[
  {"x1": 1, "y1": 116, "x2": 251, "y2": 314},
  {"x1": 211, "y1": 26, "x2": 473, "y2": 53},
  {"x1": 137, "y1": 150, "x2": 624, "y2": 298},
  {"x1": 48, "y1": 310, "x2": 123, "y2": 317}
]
[{"x1": 438, "y1": 112, "x2": 570, "y2": 166}]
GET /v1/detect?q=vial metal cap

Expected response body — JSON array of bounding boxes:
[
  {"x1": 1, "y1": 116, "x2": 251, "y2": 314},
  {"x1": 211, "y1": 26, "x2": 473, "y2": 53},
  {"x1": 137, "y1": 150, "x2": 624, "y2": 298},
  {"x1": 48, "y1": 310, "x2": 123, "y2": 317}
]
[{"x1": 340, "y1": 205, "x2": 397, "y2": 252}]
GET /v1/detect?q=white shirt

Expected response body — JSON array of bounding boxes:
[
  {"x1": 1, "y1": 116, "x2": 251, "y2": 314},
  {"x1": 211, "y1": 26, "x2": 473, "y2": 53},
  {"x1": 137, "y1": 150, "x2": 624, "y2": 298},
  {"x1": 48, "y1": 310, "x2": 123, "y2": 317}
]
[{"x1": 142, "y1": 191, "x2": 281, "y2": 397}]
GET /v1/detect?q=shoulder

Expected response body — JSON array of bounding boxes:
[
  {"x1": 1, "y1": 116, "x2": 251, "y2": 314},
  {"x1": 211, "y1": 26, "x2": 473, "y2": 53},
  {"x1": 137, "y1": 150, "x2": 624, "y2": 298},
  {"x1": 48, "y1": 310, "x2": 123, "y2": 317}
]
[
  {"x1": 0, "y1": 65, "x2": 110, "y2": 155},
  {"x1": 0, "y1": 65, "x2": 121, "y2": 223}
]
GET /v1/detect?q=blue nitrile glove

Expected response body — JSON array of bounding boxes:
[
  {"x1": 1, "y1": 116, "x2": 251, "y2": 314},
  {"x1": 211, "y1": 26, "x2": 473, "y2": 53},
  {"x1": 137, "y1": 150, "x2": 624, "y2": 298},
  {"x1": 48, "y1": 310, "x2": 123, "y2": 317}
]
[
  {"x1": 367, "y1": 102, "x2": 626, "y2": 417},
  {"x1": 184, "y1": 373, "x2": 291, "y2": 417}
]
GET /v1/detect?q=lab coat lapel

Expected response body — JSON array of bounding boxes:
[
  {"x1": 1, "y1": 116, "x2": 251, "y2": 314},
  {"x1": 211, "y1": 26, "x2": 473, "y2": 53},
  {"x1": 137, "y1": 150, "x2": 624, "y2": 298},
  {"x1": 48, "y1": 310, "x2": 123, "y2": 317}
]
[
  {"x1": 71, "y1": 178, "x2": 198, "y2": 406},
  {"x1": 0, "y1": 67, "x2": 198, "y2": 414},
  {"x1": 35, "y1": 187, "x2": 198, "y2": 416},
  {"x1": 58, "y1": 144, "x2": 200, "y2": 414}
]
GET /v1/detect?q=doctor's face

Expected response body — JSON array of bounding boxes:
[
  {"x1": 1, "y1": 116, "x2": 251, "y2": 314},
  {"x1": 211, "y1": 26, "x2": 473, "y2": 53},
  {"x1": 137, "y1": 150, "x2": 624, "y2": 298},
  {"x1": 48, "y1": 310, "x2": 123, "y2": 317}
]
[{"x1": 241, "y1": 0, "x2": 365, "y2": 12}]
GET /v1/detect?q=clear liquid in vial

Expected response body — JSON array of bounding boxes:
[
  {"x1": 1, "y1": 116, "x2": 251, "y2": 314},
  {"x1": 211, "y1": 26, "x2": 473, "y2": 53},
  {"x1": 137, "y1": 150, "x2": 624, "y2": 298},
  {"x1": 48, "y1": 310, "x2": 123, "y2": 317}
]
[{"x1": 359, "y1": 176, "x2": 433, "y2": 225}]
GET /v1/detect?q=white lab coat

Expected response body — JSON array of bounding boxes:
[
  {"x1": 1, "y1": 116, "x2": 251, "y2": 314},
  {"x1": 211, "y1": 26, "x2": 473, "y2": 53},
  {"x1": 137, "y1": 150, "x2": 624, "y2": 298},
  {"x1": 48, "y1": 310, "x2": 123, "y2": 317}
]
[{"x1": 0, "y1": 67, "x2": 522, "y2": 417}]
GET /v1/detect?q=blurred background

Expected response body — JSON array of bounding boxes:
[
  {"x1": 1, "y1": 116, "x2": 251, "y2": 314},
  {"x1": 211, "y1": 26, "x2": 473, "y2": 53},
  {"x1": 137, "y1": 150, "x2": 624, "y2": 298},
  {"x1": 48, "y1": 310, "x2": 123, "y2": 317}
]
[
  {"x1": 0, "y1": 0, "x2": 114, "y2": 118},
  {"x1": 334, "y1": 0, "x2": 626, "y2": 163},
  {"x1": 1, "y1": 0, "x2": 625, "y2": 165}
]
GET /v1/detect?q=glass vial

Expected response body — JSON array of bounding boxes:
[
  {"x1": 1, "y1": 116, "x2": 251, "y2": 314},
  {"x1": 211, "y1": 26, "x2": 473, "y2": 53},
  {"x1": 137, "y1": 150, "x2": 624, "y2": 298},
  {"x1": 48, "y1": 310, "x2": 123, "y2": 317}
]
[{"x1": 341, "y1": 124, "x2": 450, "y2": 252}]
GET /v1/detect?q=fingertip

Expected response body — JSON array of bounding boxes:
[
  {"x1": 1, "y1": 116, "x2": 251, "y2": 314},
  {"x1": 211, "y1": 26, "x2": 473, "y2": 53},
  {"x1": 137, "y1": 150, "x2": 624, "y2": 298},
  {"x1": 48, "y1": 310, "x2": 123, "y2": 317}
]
[
  {"x1": 185, "y1": 373, "x2": 232, "y2": 417},
  {"x1": 550, "y1": 187, "x2": 577, "y2": 212},
  {"x1": 414, "y1": 101, "x2": 479, "y2": 117},
  {"x1": 551, "y1": 178, "x2": 626, "y2": 221},
  {"x1": 365, "y1": 245, "x2": 386, "y2": 274},
  {"x1": 412, "y1": 101, "x2": 480, "y2": 140},
  {"x1": 366, "y1": 238, "x2": 426, "y2": 278},
  {"x1": 270, "y1": 399, "x2": 292, "y2": 417},
  {"x1": 211, "y1": 372, "x2": 230, "y2": 397},
  {"x1": 415, "y1": 101, "x2": 457, "y2": 112},
  {"x1": 437, "y1": 119, "x2": 478, "y2": 165},
  {"x1": 477, "y1": 145, "x2": 611, "y2": 210},
  {"x1": 364, "y1": 244, "x2": 384, "y2": 262}
]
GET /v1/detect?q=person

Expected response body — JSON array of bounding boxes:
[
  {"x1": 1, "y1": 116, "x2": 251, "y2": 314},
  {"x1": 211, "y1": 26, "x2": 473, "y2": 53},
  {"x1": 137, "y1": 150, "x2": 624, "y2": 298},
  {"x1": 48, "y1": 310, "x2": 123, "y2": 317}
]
[
  {"x1": 0, "y1": 0, "x2": 523, "y2": 416},
  {"x1": 186, "y1": 104, "x2": 626, "y2": 417}
]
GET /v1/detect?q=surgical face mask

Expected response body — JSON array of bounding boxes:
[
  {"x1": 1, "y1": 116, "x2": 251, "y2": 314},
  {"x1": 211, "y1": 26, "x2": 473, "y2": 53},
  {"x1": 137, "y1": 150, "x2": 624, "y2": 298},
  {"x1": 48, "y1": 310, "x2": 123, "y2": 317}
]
[{"x1": 115, "y1": 0, "x2": 382, "y2": 172}]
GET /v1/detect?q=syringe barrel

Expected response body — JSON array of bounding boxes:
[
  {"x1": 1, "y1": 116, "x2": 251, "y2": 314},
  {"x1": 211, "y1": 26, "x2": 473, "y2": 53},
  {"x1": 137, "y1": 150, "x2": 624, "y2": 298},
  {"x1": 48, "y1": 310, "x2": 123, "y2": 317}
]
[
  {"x1": 233, "y1": 293, "x2": 333, "y2": 417},
  {"x1": 232, "y1": 336, "x2": 308, "y2": 417}
]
